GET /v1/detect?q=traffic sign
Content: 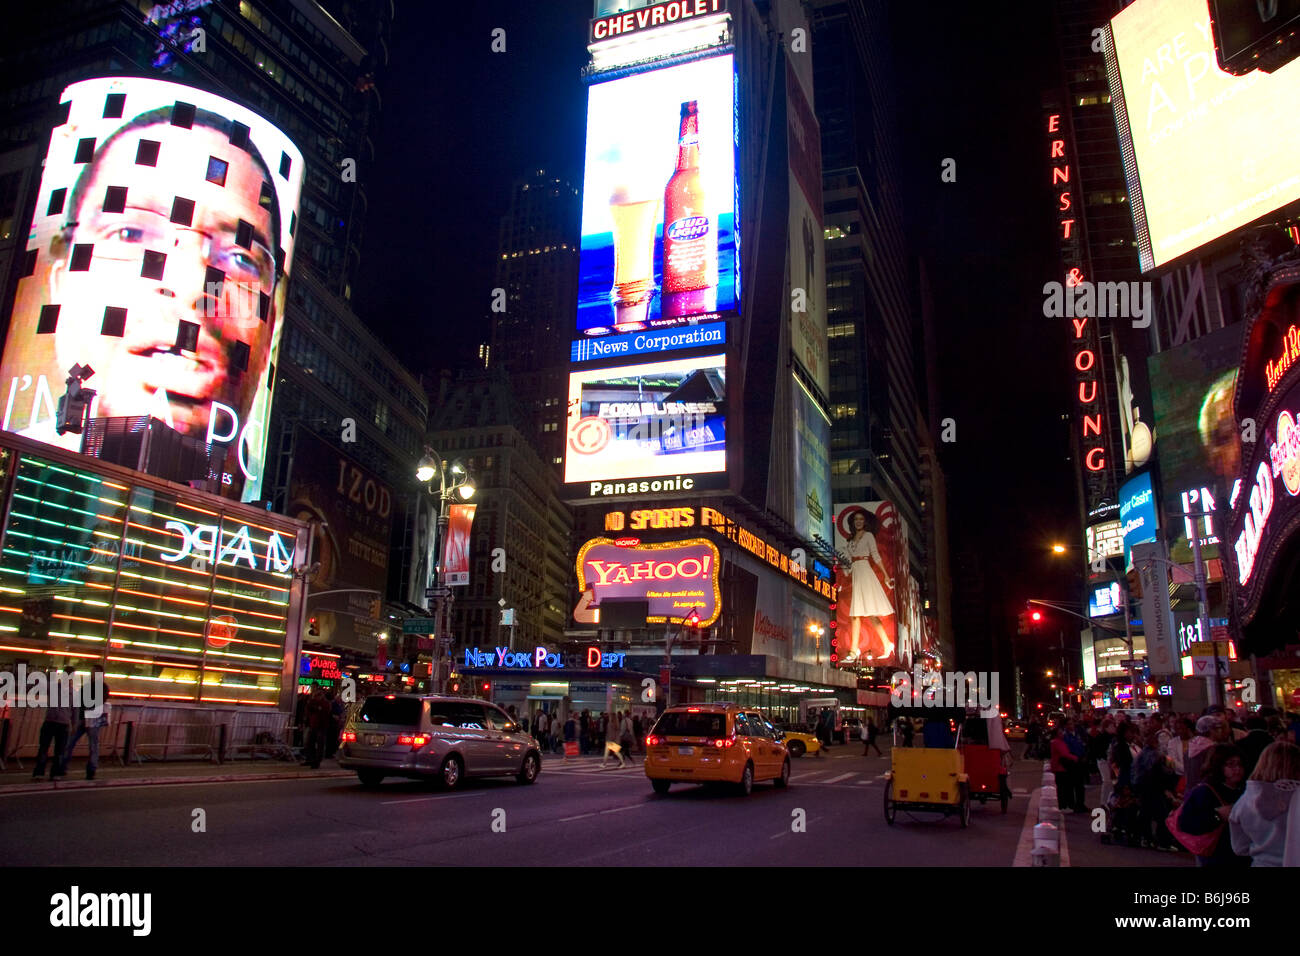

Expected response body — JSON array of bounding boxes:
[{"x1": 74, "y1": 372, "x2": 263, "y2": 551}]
[
  {"x1": 426, "y1": 587, "x2": 450, "y2": 600},
  {"x1": 402, "y1": 618, "x2": 437, "y2": 634},
  {"x1": 1119, "y1": 658, "x2": 1144, "y2": 668}
]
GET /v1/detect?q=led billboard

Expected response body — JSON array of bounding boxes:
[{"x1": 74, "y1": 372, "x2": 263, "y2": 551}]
[
  {"x1": 576, "y1": 54, "x2": 737, "y2": 336},
  {"x1": 792, "y1": 374, "x2": 831, "y2": 546},
  {"x1": 565, "y1": 353, "x2": 725, "y2": 489},
  {"x1": 1148, "y1": 321, "x2": 1245, "y2": 565},
  {"x1": 1119, "y1": 471, "x2": 1159, "y2": 569},
  {"x1": 1107, "y1": 0, "x2": 1300, "y2": 270},
  {"x1": 0, "y1": 78, "x2": 304, "y2": 502},
  {"x1": 575, "y1": 537, "x2": 721, "y2": 626}
]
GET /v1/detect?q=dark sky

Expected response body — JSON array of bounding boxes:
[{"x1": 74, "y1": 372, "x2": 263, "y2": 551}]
[{"x1": 357, "y1": 1, "x2": 1084, "y2": 671}]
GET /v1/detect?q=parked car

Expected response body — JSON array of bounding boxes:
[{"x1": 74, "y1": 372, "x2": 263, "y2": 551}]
[
  {"x1": 337, "y1": 694, "x2": 542, "y2": 789},
  {"x1": 645, "y1": 703, "x2": 790, "y2": 796}
]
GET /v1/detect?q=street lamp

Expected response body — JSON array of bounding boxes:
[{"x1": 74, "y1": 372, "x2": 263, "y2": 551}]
[
  {"x1": 415, "y1": 447, "x2": 475, "y2": 694},
  {"x1": 808, "y1": 622, "x2": 826, "y2": 665}
]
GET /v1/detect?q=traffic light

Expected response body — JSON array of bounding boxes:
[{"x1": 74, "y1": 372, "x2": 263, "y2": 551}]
[
  {"x1": 480, "y1": 681, "x2": 491, "y2": 697},
  {"x1": 1031, "y1": 610, "x2": 1043, "y2": 623},
  {"x1": 307, "y1": 616, "x2": 320, "y2": 637},
  {"x1": 449, "y1": 679, "x2": 461, "y2": 694},
  {"x1": 1017, "y1": 612, "x2": 1029, "y2": 635}
]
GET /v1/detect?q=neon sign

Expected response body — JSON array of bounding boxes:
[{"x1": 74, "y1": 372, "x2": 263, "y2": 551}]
[
  {"x1": 576, "y1": 538, "x2": 723, "y2": 625},
  {"x1": 462, "y1": 646, "x2": 627, "y2": 670},
  {"x1": 1265, "y1": 325, "x2": 1300, "y2": 393},
  {"x1": 158, "y1": 519, "x2": 295, "y2": 573}
]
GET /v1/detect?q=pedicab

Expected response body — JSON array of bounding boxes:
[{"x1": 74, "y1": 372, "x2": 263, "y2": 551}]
[
  {"x1": 960, "y1": 713, "x2": 1013, "y2": 814},
  {"x1": 882, "y1": 707, "x2": 971, "y2": 828}
]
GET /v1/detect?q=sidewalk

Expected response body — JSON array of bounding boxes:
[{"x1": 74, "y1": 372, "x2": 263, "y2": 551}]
[{"x1": 0, "y1": 754, "x2": 352, "y2": 794}]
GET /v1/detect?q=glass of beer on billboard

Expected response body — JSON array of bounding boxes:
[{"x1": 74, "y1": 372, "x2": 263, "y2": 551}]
[{"x1": 608, "y1": 184, "x2": 659, "y2": 329}]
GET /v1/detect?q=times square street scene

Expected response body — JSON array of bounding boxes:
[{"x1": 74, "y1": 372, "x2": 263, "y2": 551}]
[{"x1": 0, "y1": 0, "x2": 1297, "y2": 936}]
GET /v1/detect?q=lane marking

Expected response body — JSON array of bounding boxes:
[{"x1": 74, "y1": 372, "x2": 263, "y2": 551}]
[
  {"x1": 558, "y1": 812, "x2": 597, "y2": 822},
  {"x1": 380, "y1": 791, "x2": 492, "y2": 806},
  {"x1": 598, "y1": 803, "x2": 646, "y2": 815},
  {"x1": 822, "y1": 772, "x2": 856, "y2": 784},
  {"x1": 1012, "y1": 787, "x2": 1042, "y2": 867}
]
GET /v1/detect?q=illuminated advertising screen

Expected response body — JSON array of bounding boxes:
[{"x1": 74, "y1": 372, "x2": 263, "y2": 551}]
[
  {"x1": 0, "y1": 78, "x2": 304, "y2": 502},
  {"x1": 1088, "y1": 581, "x2": 1122, "y2": 618},
  {"x1": 832, "y1": 501, "x2": 910, "y2": 669},
  {"x1": 1086, "y1": 519, "x2": 1124, "y2": 563},
  {"x1": 0, "y1": 446, "x2": 304, "y2": 707},
  {"x1": 792, "y1": 375, "x2": 831, "y2": 547},
  {"x1": 576, "y1": 53, "x2": 737, "y2": 336},
  {"x1": 565, "y1": 353, "x2": 725, "y2": 491},
  {"x1": 1119, "y1": 471, "x2": 1159, "y2": 569},
  {"x1": 1107, "y1": 0, "x2": 1300, "y2": 270},
  {"x1": 574, "y1": 537, "x2": 721, "y2": 626},
  {"x1": 786, "y1": 60, "x2": 828, "y2": 397},
  {"x1": 1148, "y1": 321, "x2": 1245, "y2": 565}
]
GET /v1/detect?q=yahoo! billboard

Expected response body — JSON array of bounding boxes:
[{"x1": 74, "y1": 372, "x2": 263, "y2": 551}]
[{"x1": 574, "y1": 537, "x2": 720, "y2": 626}]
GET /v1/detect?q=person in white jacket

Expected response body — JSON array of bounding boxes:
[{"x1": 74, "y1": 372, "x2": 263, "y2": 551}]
[{"x1": 1228, "y1": 740, "x2": 1300, "y2": 867}]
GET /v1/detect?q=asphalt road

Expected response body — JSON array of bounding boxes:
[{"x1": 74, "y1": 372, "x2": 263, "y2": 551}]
[{"x1": 0, "y1": 750, "x2": 1062, "y2": 866}]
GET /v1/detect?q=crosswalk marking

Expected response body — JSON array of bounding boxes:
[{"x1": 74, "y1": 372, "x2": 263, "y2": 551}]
[{"x1": 821, "y1": 772, "x2": 856, "y2": 784}]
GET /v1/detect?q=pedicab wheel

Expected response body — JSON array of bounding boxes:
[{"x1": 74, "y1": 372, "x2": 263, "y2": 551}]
[
  {"x1": 958, "y1": 783, "x2": 971, "y2": 828},
  {"x1": 884, "y1": 780, "x2": 896, "y2": 825},
  {"x1": 651, "y1": 779, "x2": 671, "y2": 795}
]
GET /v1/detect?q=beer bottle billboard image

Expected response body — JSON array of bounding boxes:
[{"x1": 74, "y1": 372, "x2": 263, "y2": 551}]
[{"x1": 576, "y1": 54, "x2": 737, "y2": 337}]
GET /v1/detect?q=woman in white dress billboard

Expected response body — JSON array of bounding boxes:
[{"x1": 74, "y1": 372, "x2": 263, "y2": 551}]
[{"x1": 835, "y1": 505, "x2": 896, "y2": 665}]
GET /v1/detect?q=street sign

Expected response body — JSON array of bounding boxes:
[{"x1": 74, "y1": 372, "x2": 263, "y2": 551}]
[
  {"x1": 426, "y1": 587, "x2": 450, "y2": 600},
  {"x1": 1210, "y1": 625, "x2": 1229, "y2": 642},
  {"x1": 1119, "y1": 658, "x2": 1144, "y2": 668},
  {"x1": 402, "y1": 618, "x2": 437, "y2": 634}
]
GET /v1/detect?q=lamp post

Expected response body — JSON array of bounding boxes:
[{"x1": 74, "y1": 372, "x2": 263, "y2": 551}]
[
  {"x1": 415, "y1": 448, "x2": 475, "y2": 695},
  {"x1": 808, "y1": 623, "x2": 825, "y2": 665}
]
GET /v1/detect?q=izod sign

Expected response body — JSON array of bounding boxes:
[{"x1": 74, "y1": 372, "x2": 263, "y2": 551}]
[
  {"x1": 576, "y1": 537, "x2": 721, "y2": 626},
  {"x1": 590, "y1": 0, "x2": 727, "y2": 43}
]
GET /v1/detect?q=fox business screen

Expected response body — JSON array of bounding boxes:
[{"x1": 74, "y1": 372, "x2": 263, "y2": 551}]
[
  {"x1": 565, "y1": 353, "x2": 726, "y2": 493},
  {"x1": 0, "y1": 77, "x2": 304, "y2": 502},
  {"x1": 576, "y1": 53, "x2": 737, "y2": 337},
  {"x1": 1107, "y1": 0, "x2": 1300, "y2": 270}
]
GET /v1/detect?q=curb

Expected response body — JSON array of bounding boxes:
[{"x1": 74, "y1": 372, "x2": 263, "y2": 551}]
[{"x1": 0, "y1": 769, "x2": 353, "y2": 795}]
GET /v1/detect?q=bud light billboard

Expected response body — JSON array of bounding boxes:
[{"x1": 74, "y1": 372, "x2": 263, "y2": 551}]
[
  {"x1": 0, "y1": 78, "x2": 303, "y2": 503},
  {"x1": 576, "y1": 53, "x2": 738, "y2": 337}
]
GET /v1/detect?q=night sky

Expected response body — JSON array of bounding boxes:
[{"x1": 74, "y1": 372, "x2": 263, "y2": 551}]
[{"x1": 356, "y1": 1, "x2": 1084, "y2": 670}]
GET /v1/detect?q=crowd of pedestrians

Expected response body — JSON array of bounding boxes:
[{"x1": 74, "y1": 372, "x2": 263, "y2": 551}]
[
  {"x1": 517, "y1": 707, "x2": 649, "y2": 767},
  {"x1": 1024, "y1": 706, "x2": 1300, "y2": 866}
]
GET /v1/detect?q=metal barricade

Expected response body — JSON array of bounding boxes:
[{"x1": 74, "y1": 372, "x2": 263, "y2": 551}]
[{"x1": 129, "y1": 722, "x2": 221, "y2": 763}]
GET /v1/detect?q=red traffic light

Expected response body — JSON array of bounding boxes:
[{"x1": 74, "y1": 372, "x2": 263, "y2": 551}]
[
  {"x1": 1030, "y1": 610, "x2": 1043, "y2": 622},
  {"x1": 481, "y1": 681, "x2": 491, "y2": 693},
  {"x1": 307, "y1": 616, "x2": 320, "y2": 636}
]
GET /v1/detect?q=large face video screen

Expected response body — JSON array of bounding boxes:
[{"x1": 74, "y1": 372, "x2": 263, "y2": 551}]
[
  {"x1": 576, "y1": 53, "x2": 737, "y2": 336},
  {"x1": 565, "y1": 353, "x2": 726, "y2": 485},
  {"x1": 1108, "y1": 0, "x2": 1300, "y2": 270},
  {"x1": 0, "y1": 77, "x2": 304, "y2": 502}
]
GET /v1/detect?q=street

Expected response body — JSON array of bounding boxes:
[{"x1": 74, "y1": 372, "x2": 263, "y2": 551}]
[{"x1": 0, "y1": 748, "x2": 1189, "y2": 867}]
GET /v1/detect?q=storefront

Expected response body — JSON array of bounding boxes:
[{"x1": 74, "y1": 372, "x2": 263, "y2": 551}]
[
  {"x1": 0, "y1": 432, "x2": 310, "y2": 712},
  {"x1": 1223, "y1": 260, "x2": 1300, "y2": 686}
]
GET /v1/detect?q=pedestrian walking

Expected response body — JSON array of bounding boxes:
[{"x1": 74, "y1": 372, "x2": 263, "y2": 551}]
[
  {"x1": 601, "y1": 711, "x2": 627, "y2": 768},
  {"x1": 325, "y1": 688, "x2": 344, "y2": 759},
  {"x1": 580, "y1": 710, "x2": 591, "y2": 755},
  {"x1": 535, "y1": 710, "x2": 549, "y2": 748},
  {"x1": 864, "y1": 719, "x2": 882, "y2": 757},
  {"x1": 1134, "y1": 730, "x2": 1179, "y2": 850},
  {"x1": 620, "y1": 711, "x2": 635, "y2": 760},
  {"x1": 303, "y1": 687, "x2": 330, "y2": 769},
  {"x1": 563, "y1": 712, "x2": 578, "y2": 762},
  {"x1": 31, "y1": 666, "x2": 76, "y2": 781},
  {"x1": 1050, "y1": 725, "x2": 1084, "y2": 812},
  {"x1": 58, "y1": 664, "x2": 110, "y2": 780},
  {"x1": 1229, "y1": 740, "x2": 1300, "y2": 866},
  {"x1": 632, "y1": 713, "x2": 644, "y2": 754}
]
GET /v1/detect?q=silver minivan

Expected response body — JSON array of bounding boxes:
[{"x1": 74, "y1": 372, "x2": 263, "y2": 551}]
[{"x1": 337, "y1": 695, "x2": 542, "y2": 789}]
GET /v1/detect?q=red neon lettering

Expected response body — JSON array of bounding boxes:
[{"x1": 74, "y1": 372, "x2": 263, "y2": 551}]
[
  {"x1": 1052, "y1": 165, "x2": 1069, "y2": 185},
  {"x1": 1078, "y1": 380, "x2": 1097, "y2": 403},
  {"x1": 1075, "y1": 350, "x2": 1095, "y2": 372},
  {"x1": 1085, "y1": 447, "x2": 1106, "y2": 471},
  {"x1": 1082, "y1": 414, "x2": 1102, "y2": 437},
  {"x1": 1061, "y1": 219, "x2": 1075, "y2": 239},
  {"x1": 1051, "y1": 140, "x2": 1065, "y2": 158},
  {"x1": 1071, "y1": 317, "x2": 1087, "y2": 339},
  {"x1": 1047, "y1": 114, "x2": 1060, "y2": 133},
  {"x1": 587, "y1": 647, "x2": 601, "y2": 668},
  {"x1": 1058, "y1": 191, "x2": 1071, "y2": 212}
]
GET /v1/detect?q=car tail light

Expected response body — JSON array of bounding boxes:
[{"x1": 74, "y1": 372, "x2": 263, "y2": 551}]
[
  {"x1": 397, "y1": 733, "x2": 431, "y2": 749},
  {"x1": 712, "y1": 738, "x2": 734, "y2": 749},
  {"x1": 646, "y1": 735, "x2": 661, "y2": 747},
  {"x1": 341, "y1": 731, "x2": 357, "y2": 743}
]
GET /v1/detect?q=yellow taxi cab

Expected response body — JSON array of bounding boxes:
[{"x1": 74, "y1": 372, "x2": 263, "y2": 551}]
[
  {"x1": 776, "y1": 723, "x2": 823, "y2": 758},
  {"x1": 645, "y1": 703, "x2": 790, "y2": 796}
]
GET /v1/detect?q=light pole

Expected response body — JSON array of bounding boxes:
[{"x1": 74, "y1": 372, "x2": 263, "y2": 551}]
[
  {"x1": 808, "y1": 623, "x2": 826, "y2": 665},
  {"x1": 415, "y1": 448, "x2": 475, "y2": 695}
]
